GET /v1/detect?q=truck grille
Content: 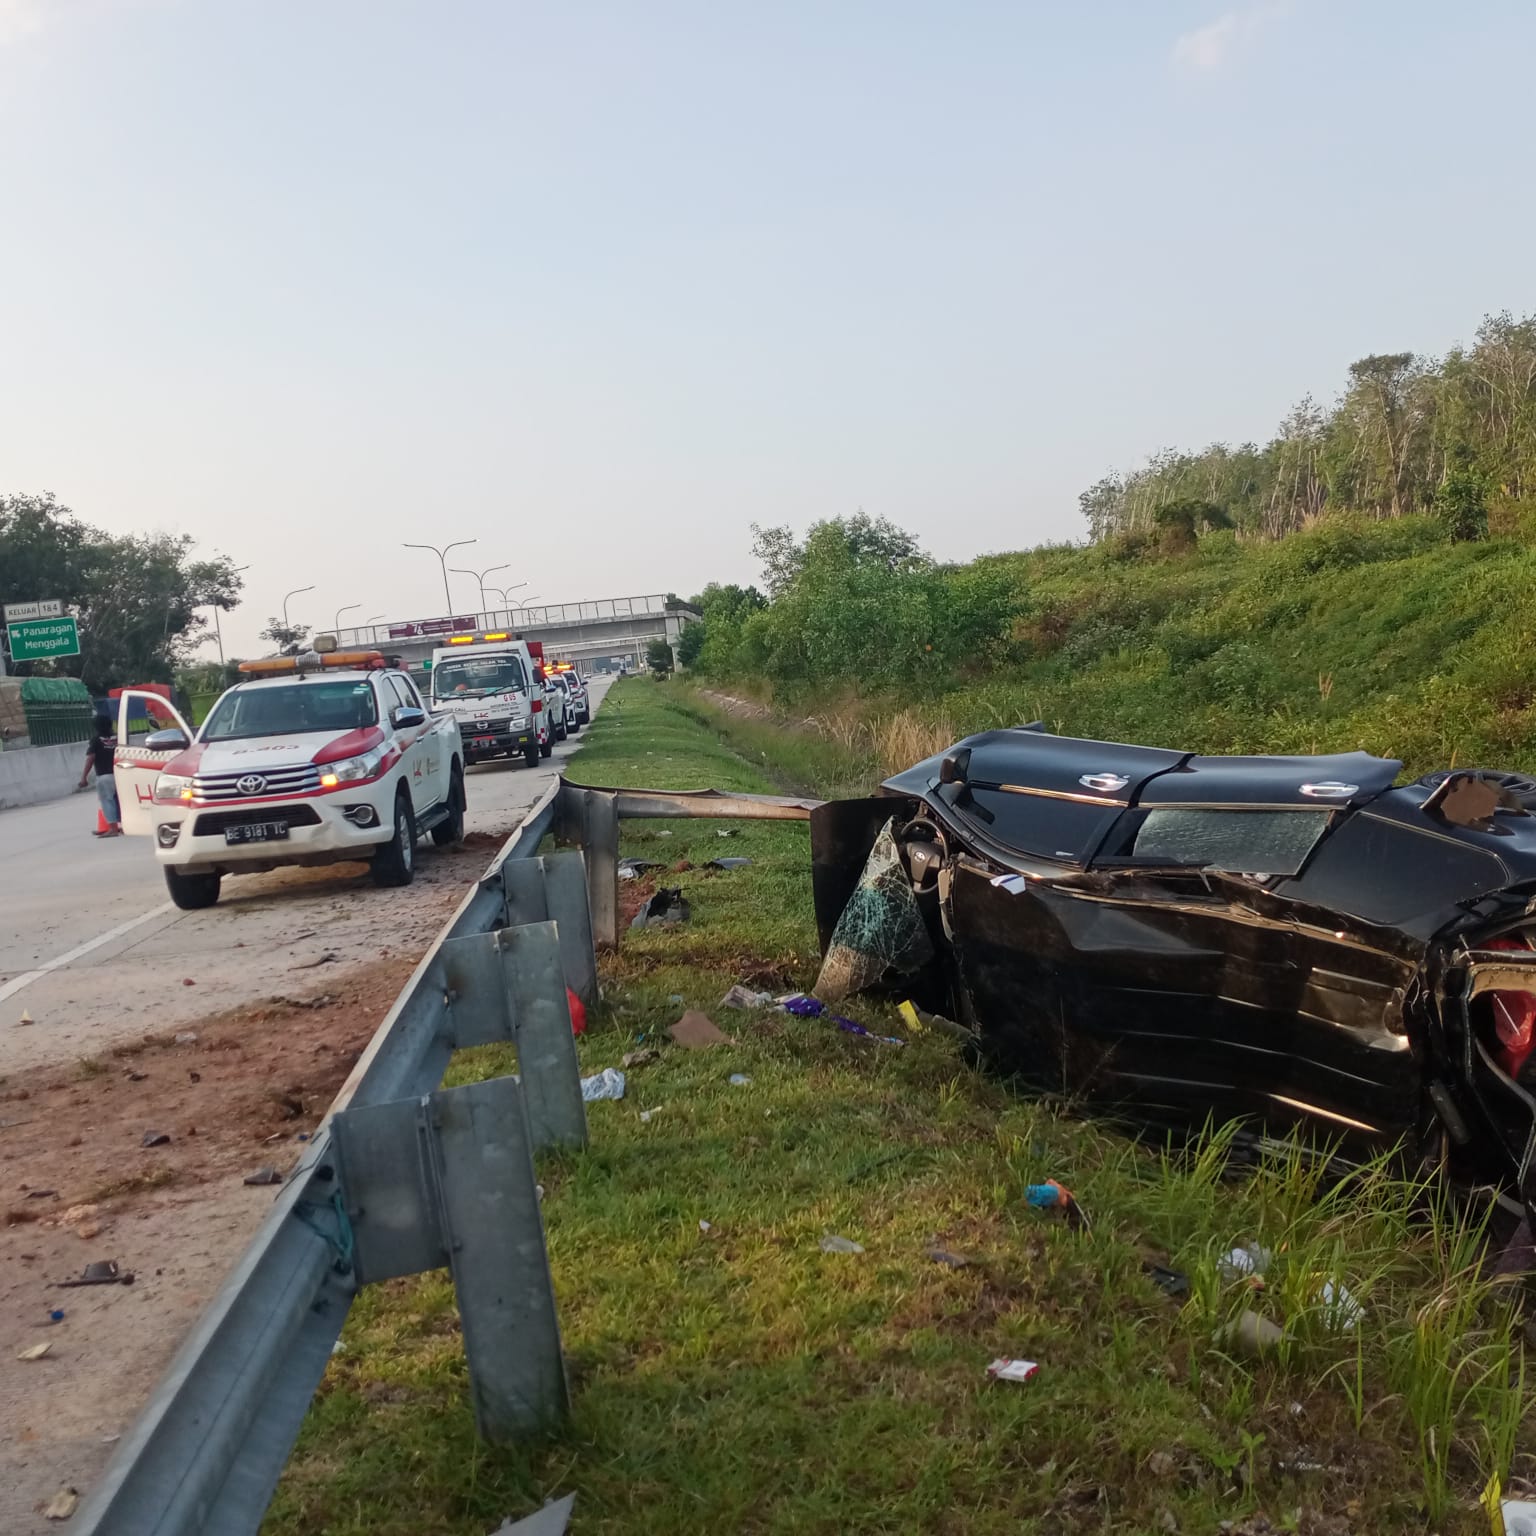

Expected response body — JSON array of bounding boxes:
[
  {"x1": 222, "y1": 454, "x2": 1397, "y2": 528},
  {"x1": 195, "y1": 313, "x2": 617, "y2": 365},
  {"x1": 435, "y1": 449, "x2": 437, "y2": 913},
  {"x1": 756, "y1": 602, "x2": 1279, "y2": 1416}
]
[
  {"x1": 469, "y1": 718, "x2": 511, "y2": 734},
  {"x1": 193, "y1": 765, "x2": 322, "y2": 800},
  {"x1": 193, "y1": 805, "x2": 323, "y2": 836}
]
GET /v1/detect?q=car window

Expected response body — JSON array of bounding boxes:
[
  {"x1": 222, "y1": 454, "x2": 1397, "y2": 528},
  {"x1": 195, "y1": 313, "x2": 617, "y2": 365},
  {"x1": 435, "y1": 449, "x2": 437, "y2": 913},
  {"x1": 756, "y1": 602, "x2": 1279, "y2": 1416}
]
[
  {"x1": 1112, "y1": 808, "x2": 1331, "y2": 876},
  {"x1": 385, "y1": 676, "x2": 417, "y2": 715},
  {"x1": 956, "y1": 787, "x2": 1119, "y2": 863},
  {"x1": 391, "y1": 674, "x2": 424, "y2": 708},
  {"x1": 1280, "y1": 811, "x2": 1510, "y2": 925},
  {"x1": 431, "y1": 655, "x2": 527, "y2": 699},
  {"x1": 202, "y1": 680, "x2": 378, "y2": 740}
]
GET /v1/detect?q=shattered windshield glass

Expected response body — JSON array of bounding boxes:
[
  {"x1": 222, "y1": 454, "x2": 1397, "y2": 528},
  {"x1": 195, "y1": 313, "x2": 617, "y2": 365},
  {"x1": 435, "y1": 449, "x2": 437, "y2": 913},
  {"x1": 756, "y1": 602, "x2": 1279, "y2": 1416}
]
[{"x1": 1130, "y1": 809, "x2": 1329, "y2": 876}]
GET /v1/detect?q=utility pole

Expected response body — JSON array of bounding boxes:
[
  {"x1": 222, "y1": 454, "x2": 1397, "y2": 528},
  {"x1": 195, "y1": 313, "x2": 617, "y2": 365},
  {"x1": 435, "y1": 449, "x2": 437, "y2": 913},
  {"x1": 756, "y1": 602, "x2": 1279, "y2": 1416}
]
[
  {"x1": 451, "y1": 563, "x2": 511, "y2": 618},
  {"x1": 282, "y1": 586, "x2": 315, "y2": 633},
  {"x1": 404, "y1": 540, "x2": 476, "y2": 615}
]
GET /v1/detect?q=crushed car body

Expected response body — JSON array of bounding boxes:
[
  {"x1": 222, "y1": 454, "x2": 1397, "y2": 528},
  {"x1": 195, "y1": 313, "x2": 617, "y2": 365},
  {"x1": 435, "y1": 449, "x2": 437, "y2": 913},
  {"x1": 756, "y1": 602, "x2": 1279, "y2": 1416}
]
[{"x1": 811, "y1": 725, "x2": 1536, "y2": 1221}]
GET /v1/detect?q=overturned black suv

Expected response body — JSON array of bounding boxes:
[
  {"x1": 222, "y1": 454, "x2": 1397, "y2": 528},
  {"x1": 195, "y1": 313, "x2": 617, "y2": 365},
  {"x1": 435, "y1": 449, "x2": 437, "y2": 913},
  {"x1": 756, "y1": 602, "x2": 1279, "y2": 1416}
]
[{"x1": 812, "y1": 726, "x2": 1536, "y2": 1222}]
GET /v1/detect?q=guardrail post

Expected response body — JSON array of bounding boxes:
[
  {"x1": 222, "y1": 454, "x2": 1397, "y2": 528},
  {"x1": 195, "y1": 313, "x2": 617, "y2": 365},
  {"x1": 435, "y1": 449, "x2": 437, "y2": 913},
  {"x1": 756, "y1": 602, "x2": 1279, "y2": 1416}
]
[
  {"x1": 503, "y1": 852, "x2": 598, "y2": 1005},
  {"x1": 496, "y1": 924, "x2": 588, "y2": 1153},
  {"x1": 583, "y1": 790, "x2": 620, "y2": 949},
  {"x1": 426, "y1": 1075, "x2": 569, "y2": 1440}
]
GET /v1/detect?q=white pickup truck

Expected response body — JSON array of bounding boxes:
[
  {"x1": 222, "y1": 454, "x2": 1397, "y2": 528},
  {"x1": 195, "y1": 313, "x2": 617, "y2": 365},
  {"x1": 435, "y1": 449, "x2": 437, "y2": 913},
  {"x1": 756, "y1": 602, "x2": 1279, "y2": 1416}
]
[{"x1": 113, "y1": 650, "x2": 465, "y2": 909}]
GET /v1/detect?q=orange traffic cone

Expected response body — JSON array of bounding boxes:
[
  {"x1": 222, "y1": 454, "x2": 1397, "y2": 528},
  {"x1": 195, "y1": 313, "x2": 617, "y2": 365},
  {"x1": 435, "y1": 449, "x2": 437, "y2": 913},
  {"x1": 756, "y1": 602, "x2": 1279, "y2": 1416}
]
[{"x1": 95, "y1": 805, "x2": 112, "y2": 835}]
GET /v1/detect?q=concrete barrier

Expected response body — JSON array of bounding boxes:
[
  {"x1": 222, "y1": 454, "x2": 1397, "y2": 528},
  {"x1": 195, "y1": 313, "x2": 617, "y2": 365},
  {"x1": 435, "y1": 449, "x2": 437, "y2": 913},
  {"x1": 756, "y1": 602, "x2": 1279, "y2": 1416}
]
[{"x1": 0, "y1": 741, "x2": 87, "y2": 811}]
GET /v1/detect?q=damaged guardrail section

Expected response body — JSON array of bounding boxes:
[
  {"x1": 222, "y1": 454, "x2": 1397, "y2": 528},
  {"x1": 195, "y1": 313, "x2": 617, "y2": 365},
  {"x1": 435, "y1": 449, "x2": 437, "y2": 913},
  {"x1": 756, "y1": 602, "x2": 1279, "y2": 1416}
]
[{"x1": 73, "y1": 777, "x2": 819, "y2": 1536}]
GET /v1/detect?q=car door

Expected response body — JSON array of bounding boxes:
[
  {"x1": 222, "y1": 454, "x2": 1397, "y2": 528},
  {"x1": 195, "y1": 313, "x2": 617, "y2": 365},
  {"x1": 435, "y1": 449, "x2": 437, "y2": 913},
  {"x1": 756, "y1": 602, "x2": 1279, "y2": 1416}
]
[
  {"x1": 113, "y1": 690, "x2": 195, "y2": 836},
  {"x1": 385, "y1": 674, "x2": 439, "y2": 810}
]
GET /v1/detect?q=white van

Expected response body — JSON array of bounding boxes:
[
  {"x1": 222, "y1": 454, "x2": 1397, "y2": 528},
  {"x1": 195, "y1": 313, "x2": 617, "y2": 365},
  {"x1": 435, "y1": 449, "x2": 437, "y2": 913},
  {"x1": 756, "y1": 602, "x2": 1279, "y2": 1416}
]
[{"x1": 428, "y1": 633, "x2": 548, "y2": 768}]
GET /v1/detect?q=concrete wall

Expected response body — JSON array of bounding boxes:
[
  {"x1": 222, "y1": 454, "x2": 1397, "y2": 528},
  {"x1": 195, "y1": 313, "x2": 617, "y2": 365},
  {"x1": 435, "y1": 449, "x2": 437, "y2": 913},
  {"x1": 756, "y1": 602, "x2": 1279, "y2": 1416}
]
[{"x1": 0, "y1": 741, "x2": 86, "y2": 811}]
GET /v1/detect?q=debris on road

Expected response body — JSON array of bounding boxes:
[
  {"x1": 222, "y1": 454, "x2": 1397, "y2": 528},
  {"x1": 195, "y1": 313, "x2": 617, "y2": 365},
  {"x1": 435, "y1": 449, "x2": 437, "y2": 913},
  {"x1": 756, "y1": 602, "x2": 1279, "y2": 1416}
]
[
  {"x1": 181, "y1": 978, "x2": 196, "y2": 987},
  {"x1": 721, "y1": 985, "x2": 774, "y2": 1009},
  {"x1": 986, "y1": 1358, "x2": 1039, "y2": 1383},
  {"x1": 289, "y1": 952, "x2": 340, "y2": 970},
  {"x1": 141, "y1": 1130, "x2": 171, "y2": 1148},
  {"x1": 631, "y1": 888, "x2": 690, "y2": 928},
  {"x1": 48, "y1": 1309, "x2": 65, "y2": 1323},
  {"x1": 819, "y1": 1233, "x2": 864, "y2": 1254},
  {"x1": 173, "y1": 1031, "x2": 198, "y2": 1045},
  {"x1": 580, "y1": 1068, "x2": 626, "y2": 1102},
  {"x1": 17, "y1": 1341, "x2": 52, "y2": 1361},
  {"x1": 18, "y1": 1009, "x2": 34, "y2": 1026},
  {"x1": 60, "y1": 1260, "x2": 134, "y2": 1287},
  {"x1": 42, "y1": 1487, "x2": 79, "y2": 1521},
  {"x1": 667, "y1": 1011, "x2": 730, "y2": 1049},
  {"x1": 243, "y1": 1167, "x2": 284, "y2": 1186}
]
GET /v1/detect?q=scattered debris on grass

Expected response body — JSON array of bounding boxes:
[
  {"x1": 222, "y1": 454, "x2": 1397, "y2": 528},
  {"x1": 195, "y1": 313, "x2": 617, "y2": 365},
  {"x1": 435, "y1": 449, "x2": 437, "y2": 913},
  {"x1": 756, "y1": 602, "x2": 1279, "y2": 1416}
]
[
  {"x1": 1218, "y1": 1309, "x2": 1284, "y2": 1356},
  {"x1": 667, "y1": 1011, "x2": 729, "y2": 1049},
  {"x1": 140, "y1": 1131, "x2": 170, "y2": 1148},
  {"x1": 488, "y1": 1492, "x2": 575, "y2": 1535},
  {"x1": 60, "y1": 1259, "x2": 134, "y2": 1287},
  {"x1": 728, "y1": 1073, "x2": 752, "y2": 1086},
  {"x1": 925, "y1": 1247, "x2": 970, "y2": 1269},
  {"x1": 720, "y1": 984, "x2": 774, "y2": 1009},
  {"x1": 580, "y1": 1068, "x2": 626, "y2": 1102},
  {"x1": 985, "y1": 1358, "x2": 1039, "y2": 1384},
  {"x1": 631, "y1": 888, "x2": 690, "y2": 928},
  {"x1": 1025, "y1": 1179, "x2": 1090, "y2": 1231},
  {"x1": 621, "y1": 1048, "x2": 658, "y2": 1069},
  {"x1": 707, "y1": 857, "x2": 752, "y2": 870},
  {"x1": 17, "y1": 1341, "x2": 52, "y2": 1361},
  {"x1": 819, "y1": 1233, "x2": 864, "y2": 1255}
]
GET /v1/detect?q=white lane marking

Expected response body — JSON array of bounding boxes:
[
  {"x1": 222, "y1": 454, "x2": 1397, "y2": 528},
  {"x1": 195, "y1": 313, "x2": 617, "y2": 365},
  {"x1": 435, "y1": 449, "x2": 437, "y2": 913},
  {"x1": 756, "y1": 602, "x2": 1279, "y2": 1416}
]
[{"x1": 0, "y1": 902, "x2": 177, "y2": 1006}]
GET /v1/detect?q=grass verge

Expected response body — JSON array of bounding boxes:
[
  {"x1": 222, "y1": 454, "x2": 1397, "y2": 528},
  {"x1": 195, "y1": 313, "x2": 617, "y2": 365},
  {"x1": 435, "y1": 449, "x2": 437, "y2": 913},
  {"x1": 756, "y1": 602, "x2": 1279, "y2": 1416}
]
[{"x1": 265, "y1": 679, "x2": 1532, "y2": 1536}]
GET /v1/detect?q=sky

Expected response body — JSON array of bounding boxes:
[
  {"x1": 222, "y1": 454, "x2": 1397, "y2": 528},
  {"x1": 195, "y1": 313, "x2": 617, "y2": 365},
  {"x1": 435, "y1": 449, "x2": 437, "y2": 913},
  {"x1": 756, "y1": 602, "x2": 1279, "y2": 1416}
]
[{"x1": 3, "y1": 1, "x2": 1534, "y2": 656}]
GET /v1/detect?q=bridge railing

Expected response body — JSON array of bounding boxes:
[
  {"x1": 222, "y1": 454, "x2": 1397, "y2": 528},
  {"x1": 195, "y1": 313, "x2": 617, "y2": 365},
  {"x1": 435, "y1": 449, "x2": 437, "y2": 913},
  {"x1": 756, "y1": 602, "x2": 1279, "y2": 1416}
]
[{"x1": 335, "y1": 594, "x2": 679, "y2": 650}]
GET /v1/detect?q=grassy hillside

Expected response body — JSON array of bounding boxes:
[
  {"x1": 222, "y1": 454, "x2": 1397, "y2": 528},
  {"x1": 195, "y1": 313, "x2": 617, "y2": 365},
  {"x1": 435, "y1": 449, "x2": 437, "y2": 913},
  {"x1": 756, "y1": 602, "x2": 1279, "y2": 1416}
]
[{"x1": 701, "y1": 515, "x2": 1536, "y2": 778}]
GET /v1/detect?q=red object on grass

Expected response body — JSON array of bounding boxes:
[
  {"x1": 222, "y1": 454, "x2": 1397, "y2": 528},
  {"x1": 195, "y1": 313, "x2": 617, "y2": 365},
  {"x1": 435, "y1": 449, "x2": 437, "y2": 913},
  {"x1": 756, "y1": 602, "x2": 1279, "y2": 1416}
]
[{"x1": 566, "y1": 987, "x2": 587, "y2": 1036}]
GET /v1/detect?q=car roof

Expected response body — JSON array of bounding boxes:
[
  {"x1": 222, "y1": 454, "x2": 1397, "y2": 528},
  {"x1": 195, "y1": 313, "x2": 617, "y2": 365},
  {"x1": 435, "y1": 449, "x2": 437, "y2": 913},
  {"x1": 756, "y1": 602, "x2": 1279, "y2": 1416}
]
[
  {"x1": 883, "y1": 726, "x2": 1403, "y2": 810},
  {"x1": 235, "y1": 669, "x2": 387, "y2": 690}
]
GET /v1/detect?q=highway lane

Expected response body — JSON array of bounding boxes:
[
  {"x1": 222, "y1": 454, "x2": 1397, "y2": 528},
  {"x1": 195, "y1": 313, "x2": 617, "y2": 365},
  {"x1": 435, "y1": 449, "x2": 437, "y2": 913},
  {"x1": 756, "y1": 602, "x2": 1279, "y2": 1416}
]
[{"x1": 0, "y1": 676, "x2": 611, "y2": 1072}]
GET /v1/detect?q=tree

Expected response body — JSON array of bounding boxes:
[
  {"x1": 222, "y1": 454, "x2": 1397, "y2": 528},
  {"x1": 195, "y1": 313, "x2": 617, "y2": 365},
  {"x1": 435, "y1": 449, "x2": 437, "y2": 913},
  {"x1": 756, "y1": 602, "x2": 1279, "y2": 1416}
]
[
  {"x1": 0, "y1": 494, "x2": 246, "y2": 691},
  {"x1": 676, "y1": 623, "x2": 705, "y2": 667},
  {"x1": 1435, "y1": 443, "x2": 1489, "y2": 541},
  {"x1": 645, "y1": 638, "x2": 674, "y2": 675},
  {"x1": 259, "y1": 618, "x2": 311, "y2": 657},
  {"x1": 1151, "y1": 498, "x2": 1231, "y2": 554}
]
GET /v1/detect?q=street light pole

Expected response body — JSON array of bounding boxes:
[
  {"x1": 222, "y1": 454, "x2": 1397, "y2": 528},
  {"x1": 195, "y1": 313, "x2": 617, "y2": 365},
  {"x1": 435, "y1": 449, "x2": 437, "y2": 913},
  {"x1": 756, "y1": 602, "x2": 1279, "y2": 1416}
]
[
  {"x1": 404, "y1": 539, "x2": 476, "y2": 615},
  {"x1": 282, "y1": 585, "x2": 315, "y2": 633},
  {"x1": 211, "y1": 563, "x2": 250, "y2": 668},
  {"x1": 451, "y1": 563, "x2": 511, "y2": 618},
  {"x1": 484, "y1": 581, "x2": 528, "y2": 611},
  {"x1": 334, "y1": 603, "x2": 360, "y2": 633}
]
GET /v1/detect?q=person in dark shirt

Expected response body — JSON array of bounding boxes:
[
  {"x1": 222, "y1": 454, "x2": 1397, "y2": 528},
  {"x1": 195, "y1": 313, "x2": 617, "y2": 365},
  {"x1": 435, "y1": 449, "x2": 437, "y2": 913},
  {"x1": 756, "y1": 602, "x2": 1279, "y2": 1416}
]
[{"x1": 78, "y1": 715, "x2": 122, "y2": 836}]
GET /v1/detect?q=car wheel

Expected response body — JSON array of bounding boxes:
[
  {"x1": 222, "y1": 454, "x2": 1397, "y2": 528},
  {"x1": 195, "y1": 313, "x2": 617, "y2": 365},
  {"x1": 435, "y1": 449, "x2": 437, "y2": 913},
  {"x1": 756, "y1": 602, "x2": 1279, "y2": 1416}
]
[
  {"x1": 524, "y1": 743, "x2": 541, "y2": 768},
  {"x1": 431, "y1": 764, "x2": 466, "y2": 847},
  {"x1": 569, "y1": 716, "x2": 582, "y2": 733},
  {"x1": 164, "y1": 866, "x2": 221, "y2": 910},
  {"x1": 371, "y1": 789, "x2": 416, "y2": 887},
  {"x1": 555, "y1": 718, "x2": 568, "y2": 741}
]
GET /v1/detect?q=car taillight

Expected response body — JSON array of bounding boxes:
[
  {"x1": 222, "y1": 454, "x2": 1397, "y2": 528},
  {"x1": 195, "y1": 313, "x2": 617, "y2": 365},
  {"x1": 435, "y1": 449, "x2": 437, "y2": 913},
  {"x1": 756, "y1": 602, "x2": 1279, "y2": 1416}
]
[{"x1": 1486, "y1": 936, "x2": 1536, "y2": 1078}]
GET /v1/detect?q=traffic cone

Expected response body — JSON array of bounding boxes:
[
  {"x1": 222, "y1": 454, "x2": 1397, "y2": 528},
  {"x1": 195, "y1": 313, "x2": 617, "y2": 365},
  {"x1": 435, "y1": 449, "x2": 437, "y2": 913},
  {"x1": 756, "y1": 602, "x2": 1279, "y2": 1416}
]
[{"x1": 95, "y1": 806, "x2": 111, "y2": 835}]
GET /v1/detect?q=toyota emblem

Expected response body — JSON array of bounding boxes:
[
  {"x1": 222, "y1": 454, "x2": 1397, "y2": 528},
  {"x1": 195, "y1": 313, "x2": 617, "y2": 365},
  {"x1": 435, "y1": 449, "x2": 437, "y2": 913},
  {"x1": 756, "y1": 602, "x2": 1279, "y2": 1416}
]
[{"x1": 236, "y1": 774, "x2": 268, "y2": 795}]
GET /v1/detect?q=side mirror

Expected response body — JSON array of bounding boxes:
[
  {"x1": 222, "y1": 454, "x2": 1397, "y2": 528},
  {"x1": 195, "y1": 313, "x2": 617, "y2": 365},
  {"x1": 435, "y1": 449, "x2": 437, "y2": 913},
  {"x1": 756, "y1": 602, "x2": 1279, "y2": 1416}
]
[
  {"x1": 938, "y1": 747, "x2": 971, "y2": 786},
  {"x1": 392, "y1": 706, "x2": 426, "y2": 730},
  {"x1": 144, "y1": 728, "x2": 190, "y2": 752}
]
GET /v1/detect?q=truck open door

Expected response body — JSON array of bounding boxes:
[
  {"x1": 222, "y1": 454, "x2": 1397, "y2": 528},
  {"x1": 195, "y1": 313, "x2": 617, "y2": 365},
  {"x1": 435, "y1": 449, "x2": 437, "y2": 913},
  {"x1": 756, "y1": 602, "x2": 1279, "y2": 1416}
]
[{"x1": 113, "y1": 689, "x2": 194, "y2": 836}]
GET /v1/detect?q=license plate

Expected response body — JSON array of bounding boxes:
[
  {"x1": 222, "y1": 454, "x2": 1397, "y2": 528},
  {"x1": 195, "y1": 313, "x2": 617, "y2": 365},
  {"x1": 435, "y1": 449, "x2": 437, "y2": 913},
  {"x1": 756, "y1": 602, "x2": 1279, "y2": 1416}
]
[
  {"x1": 472, "y1": 736, "x2": 494, "y2": 748},
  {"x1": 225, "y1": 821, "x2": 290, "y2": 845}
]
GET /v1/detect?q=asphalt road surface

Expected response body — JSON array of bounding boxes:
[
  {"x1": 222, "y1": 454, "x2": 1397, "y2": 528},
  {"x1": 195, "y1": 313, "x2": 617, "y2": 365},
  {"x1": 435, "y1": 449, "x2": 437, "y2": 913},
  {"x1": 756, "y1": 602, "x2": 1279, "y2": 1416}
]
[{"x1": 0, "y1": 677, "x2": 611, "y2": 1071}]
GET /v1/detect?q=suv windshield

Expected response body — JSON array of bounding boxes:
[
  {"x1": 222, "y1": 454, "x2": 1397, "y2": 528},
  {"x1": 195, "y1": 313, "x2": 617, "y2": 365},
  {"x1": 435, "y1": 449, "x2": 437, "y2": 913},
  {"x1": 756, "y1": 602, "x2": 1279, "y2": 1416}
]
[
  {"x1": 202, "y1": 680, "x2": 379, "y2": 741},
  {"x1": 432, "y1": 655, "x2": 527, "y2": 699}
]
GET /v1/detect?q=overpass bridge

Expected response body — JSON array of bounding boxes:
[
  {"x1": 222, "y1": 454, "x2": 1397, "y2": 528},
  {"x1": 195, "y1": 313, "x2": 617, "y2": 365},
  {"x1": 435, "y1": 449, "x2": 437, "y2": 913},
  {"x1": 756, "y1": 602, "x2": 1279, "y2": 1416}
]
[{"x1": 332, "y1": 594, "x2": 696, "y2": 674}]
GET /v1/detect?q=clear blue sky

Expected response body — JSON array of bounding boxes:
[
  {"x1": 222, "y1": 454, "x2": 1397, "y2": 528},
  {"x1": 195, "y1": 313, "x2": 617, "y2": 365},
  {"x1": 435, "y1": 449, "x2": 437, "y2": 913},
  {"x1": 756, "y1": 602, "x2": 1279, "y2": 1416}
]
[{"x1": 2, "y1": 1, "x2": 1532, "y2": 654}]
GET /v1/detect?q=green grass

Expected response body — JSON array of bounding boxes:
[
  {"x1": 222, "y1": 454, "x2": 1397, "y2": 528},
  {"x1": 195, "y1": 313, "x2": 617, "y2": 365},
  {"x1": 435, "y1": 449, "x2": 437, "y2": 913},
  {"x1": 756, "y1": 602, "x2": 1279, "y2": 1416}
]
[{"x1": 264, "y1": 680, "x2": 1533, "y2": 1536}]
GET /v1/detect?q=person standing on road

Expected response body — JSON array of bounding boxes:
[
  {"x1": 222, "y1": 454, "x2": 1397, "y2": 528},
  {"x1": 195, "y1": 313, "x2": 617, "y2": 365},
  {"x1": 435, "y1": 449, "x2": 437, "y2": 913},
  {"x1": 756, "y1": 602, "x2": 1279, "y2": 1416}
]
[{"x1": 79, "y1": 714, "x2": 122, "y2": 837}]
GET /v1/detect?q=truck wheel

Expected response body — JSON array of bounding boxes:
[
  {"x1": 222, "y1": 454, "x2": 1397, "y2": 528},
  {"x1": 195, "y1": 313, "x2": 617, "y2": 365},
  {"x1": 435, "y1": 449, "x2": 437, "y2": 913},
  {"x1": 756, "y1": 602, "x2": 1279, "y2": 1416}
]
[
  {"x1": 540, "y1": 737, "x2": 553, "y2": 758},
  {"x1": 431, "y1": 765, "x2": 466, "y2": 847},
  {"x1": 524, "y1": 742, "x2": 540, "y2": 768},
  {"x1": 555, "y1": 717, "x2": 568, "y2": 741},
  {"x1": 371, "y1": 788, "x2": 416, "y2": 887},
  {"x1": 164, "y1": 867, "x2": 221, "y2": 910}
]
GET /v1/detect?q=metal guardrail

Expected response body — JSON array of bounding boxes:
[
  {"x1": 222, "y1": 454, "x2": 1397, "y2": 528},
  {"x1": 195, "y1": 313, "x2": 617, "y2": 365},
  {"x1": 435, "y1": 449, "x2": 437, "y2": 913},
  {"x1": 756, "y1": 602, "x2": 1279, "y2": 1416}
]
[{"x1": 73, "y1": 774, "x2": 824, "y2": 1536}]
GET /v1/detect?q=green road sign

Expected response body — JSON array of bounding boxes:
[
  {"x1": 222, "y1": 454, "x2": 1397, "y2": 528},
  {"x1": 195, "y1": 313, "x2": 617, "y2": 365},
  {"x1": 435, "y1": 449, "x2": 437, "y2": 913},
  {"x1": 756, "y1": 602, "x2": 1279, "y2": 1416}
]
[{"x1": 7, "y1": 615, "x2": 81, "y2": 662}]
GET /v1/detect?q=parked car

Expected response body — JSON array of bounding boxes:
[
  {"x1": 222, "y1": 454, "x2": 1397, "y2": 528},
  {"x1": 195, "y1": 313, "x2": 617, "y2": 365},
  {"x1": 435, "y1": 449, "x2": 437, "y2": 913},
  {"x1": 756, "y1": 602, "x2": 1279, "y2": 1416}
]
[
  {"x1": 547, "y1": 673, "x2": 585, "y2": 733},
  {"x1": 811, "y1": 725, "x2": 1536, "y2": 1223},
  {"x1": 115, "y1": 650, "x2": 465, "y2": 908}
]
